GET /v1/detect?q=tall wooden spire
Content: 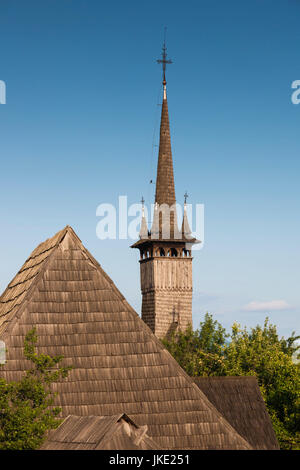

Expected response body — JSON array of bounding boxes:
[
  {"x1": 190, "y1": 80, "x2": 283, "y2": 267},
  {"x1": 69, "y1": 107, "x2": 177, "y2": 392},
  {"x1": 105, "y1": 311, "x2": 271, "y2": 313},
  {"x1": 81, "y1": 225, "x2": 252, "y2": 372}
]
[
  {"x1": 152, "y1": 38, "x2": 179, "y2": 239},
  {"x1": 155, "y1": 84, "x2": 176, "y2": 208}
]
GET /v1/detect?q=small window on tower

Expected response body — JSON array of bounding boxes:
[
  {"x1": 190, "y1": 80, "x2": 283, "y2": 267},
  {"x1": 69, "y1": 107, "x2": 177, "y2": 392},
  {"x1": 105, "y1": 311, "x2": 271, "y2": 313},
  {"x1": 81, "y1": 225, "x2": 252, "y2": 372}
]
[
  {"x1": 160, "y1": 248, "x2": 165, "y2": 257},
  {"x1": 171, "y1": 248, "x2": 178, "y2": 257}
]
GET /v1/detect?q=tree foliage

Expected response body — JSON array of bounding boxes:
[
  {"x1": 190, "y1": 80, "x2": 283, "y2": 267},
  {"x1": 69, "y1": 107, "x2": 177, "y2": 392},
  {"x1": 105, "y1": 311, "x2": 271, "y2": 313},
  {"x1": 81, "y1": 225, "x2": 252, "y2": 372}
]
[
  {"x1": 0, "y1": 328, "x2": 71, "y2": 450},
  {"x1": 162, "y1": 314, "x2": 300, "y2": 450}
]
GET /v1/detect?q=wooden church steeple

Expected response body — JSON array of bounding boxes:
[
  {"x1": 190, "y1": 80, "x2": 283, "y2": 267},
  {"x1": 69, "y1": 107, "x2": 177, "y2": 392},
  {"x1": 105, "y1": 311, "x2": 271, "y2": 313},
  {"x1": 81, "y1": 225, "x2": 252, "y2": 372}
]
[{"x1": 131, "y1": 38, "x2": 199, "y2": 338}]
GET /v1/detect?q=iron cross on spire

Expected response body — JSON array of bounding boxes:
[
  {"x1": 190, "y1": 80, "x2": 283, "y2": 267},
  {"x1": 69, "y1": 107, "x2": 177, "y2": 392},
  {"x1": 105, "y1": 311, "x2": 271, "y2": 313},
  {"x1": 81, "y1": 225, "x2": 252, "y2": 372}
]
[{"x1": 157, "y1": 28, "x2": 172, "y2": 85}]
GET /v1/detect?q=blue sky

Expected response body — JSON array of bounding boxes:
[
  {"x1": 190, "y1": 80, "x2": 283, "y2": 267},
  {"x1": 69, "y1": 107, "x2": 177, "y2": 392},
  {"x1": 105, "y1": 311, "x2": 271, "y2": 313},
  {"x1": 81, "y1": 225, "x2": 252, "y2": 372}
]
[{"x1": 0, "y1": 0, "x2": 299, "y2": 337}]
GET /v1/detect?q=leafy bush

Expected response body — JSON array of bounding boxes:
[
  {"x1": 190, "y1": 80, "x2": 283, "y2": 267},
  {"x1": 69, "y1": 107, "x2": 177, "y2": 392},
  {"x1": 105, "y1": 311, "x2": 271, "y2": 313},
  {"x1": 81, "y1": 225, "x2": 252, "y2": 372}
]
[
  {"x1": 0, "y1": 328, "x2": 71, "y2": 450},
  {"x1": 162, "y1": 314, "x2": 300, "y2": 450}
]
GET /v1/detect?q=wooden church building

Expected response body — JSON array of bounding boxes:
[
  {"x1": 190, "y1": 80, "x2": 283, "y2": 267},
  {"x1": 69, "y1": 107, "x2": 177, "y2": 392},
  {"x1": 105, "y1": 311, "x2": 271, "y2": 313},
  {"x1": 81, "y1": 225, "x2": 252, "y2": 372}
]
[{"x1": 0, "y1": 43, "x2": 279, "y2": 450}]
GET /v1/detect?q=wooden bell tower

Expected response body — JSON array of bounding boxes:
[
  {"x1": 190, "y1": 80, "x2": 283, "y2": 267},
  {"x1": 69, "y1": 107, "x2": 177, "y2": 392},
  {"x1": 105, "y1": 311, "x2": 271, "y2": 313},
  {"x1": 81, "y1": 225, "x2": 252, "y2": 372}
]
[{"x1": 131, "y1": 40, "x2": 199, "y2": 339}]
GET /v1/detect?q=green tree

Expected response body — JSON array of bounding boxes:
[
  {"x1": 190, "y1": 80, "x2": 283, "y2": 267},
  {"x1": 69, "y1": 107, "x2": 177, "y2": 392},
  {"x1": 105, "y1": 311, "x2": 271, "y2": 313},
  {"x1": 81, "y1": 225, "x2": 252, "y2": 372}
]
[
  {"x1": 163, "y1": 314, "x2": 228, "y2": 376},
  {"x1": 162, "y1": 314, "x2": 300, "y2": 450},
  {"x1": 0, "y1": 328, "x2": 71, "y2": 450}
]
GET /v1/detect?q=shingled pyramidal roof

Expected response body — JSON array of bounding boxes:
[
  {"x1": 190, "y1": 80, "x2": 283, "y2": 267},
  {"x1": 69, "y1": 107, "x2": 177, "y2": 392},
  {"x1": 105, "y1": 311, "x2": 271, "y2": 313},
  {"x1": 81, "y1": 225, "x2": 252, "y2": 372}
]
[{"x1": 0, "y1": 226, "x2": 251, "y2": 450}]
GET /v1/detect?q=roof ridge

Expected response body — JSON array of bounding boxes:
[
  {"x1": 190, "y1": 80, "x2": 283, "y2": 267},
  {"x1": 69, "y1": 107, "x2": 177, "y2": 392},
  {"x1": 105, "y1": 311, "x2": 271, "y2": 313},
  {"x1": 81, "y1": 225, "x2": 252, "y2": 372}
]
[
  {"x1": 95, "y1": 414, "x2": 126, "y2": 448},
  {"x1": 0, "y1": 226, "x2": 70, "y2": 337}
]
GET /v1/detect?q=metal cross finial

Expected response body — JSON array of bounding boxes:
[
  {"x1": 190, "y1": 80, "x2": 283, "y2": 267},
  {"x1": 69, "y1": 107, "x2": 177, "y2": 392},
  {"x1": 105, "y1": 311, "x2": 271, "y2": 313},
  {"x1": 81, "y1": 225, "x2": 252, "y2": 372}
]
[
  {"x1": 157, "y1": 27, "x2": 172, "y2": 85},
  {"x1": 141, "y1": 196, "x2": 145, "y2": 207},
  {"x1": 184, "y1": 191, "x2": 189, "y2": 204}
]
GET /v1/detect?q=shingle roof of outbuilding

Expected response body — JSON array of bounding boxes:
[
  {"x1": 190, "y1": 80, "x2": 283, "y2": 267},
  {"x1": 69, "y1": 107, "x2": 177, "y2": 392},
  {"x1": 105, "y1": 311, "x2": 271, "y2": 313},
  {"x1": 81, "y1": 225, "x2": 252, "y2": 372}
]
[
  {"x1": 40, "y1": 413, "x2": 159, "y2": 450},
  {"x1": 193, "y1": 376, "x2": 279, "y2": 450},
  {"x1": 0, "y1": 226, "x2": 251, "y2": 450}
]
